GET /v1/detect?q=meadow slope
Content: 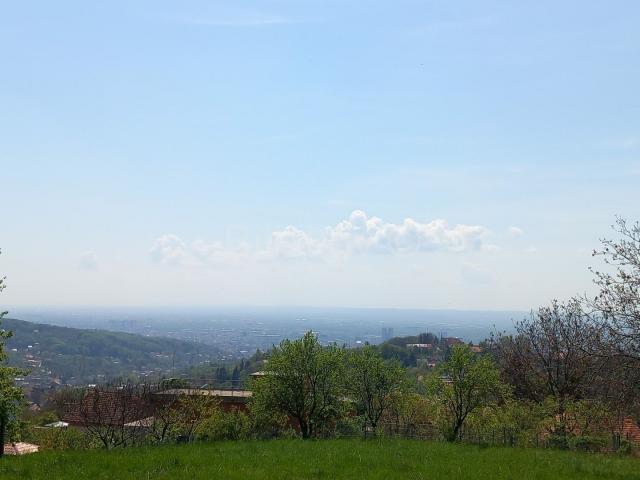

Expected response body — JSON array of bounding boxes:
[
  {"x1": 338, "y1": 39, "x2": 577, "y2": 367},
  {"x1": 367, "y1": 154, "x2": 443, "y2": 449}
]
[{"x1": 1, "y1": 439, "x2": 640, "y2": 480}]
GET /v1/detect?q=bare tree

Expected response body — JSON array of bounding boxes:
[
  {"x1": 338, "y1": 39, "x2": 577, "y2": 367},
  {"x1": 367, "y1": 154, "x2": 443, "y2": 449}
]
[
  {"x1": 588, "y1": 217, "x2": 640, "y2": 361},
  {"x1": 69, "y1": 384, "x2": 151, "y2": 449},
  {"x1": 492, "y1": 300, "x2": 599, "y2": 409}
]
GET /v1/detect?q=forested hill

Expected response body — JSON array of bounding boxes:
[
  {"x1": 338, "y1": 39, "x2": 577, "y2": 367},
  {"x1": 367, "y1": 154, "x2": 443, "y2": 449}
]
[{"x1": 2, "y1": 317, "x2": 221, "y2": 384}]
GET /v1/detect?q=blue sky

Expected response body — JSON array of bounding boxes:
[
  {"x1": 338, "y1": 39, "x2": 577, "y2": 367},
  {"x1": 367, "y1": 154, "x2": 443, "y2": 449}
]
[{"x1": 1, "y1": 1, "x2": 639, "y2": 309}]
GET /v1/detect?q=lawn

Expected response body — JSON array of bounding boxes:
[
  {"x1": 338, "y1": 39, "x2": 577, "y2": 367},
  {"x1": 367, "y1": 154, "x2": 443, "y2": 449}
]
[{"x1": 1, "y1": 439, "x2": 639, "y2": 480}]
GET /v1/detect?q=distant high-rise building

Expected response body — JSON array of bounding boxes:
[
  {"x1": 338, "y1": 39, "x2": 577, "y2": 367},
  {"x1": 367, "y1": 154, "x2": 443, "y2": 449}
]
[{"x1": 381, "y1": 327, "x2": 394, "y2": 341}]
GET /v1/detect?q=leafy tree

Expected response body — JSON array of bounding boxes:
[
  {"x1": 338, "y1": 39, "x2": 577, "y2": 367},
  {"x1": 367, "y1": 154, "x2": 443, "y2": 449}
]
[
  {"x1": 231, "y1": 366, "x2": 241, "y2": 388},
  {"x1": 377, "y1": 343, "x2": 417, "y2": 367},
  {"x1": 345, "y1": 346, "x2": 405, "y2": 435},
  {"x1": 216, "y1": 367, "x2": 228, "y2": 384},
  {"x1": 429, "y1": 344, "x2": 509, "y2": 442},
  {"x1": 250, "y1": 331, "x2": 344, "y2": 438},
  {"x1": 171, "y1": 393, "x2": 219, "y2": 443},
  {"x1": 0, "y1": 251, "x2": 25, "y2": 456}
]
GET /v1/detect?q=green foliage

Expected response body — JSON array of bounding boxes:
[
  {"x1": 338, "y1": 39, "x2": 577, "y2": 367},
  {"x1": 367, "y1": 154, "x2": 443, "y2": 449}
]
[
  {"x1": 428, "y1": 345, "x2": 510, "y2": 441},
  {"x1": 159, "y1": 378, "x2": 190, "y2": 389},
  {"x1": 171, "y1": 394, "x2": 219, "y2": 442},
  {"x1": 376, "y1": 343, "x2": 417, "y2": 367},
  {"x1": 3, "y1": 317, "x2": 221, "y2": 384},
  {"x1": 250, "y1": 331, "x2": 345, "y2": 438},
  {"x1": 26, "y1": 425, "x2": 94, "y2": 450},
  {"x1": 345, "y1": 346, "x2": 406, "y2": 433},
  {"x1": 567, "y1": 435, "x2": 607, "y2": 453},
  {"x1": 0, "y1": 255, "x2": 27, "y2": 451},
  {"x1": 194, "y1": 410, "x2": 251, "y2": 441}
]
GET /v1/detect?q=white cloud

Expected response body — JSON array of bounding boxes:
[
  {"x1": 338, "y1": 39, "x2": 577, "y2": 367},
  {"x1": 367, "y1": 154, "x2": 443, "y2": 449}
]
[
  {"x1": 151, "y1": 211, "x2": 491, "y2": 266},
  {"x1": 78, "y1": 251, "x2": 98, "y2": 270},
  {"x1": 264, "y1": 226, "x2": 322, "y2": 260},
  {"x1": 150, "y1": 234, "x2": 249, "y2": 267},
  {"x1": 265, "y1": 210, "x2": 489, "y2": 259},
  {"x1": 507, "y1": 226, "x2": 524, "y2": 237},
  {"x1": 150, "y1": 235, "x2": 191, "y2": 266},
  {"x1": 524, "y1": 246, "x2": 538, "y2": 254}
]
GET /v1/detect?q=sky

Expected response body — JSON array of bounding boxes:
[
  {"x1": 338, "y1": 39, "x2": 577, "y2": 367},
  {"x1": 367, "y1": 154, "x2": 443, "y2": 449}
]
[{"x1": 1, "y1": 1, "x2": 639, "y2": 310}]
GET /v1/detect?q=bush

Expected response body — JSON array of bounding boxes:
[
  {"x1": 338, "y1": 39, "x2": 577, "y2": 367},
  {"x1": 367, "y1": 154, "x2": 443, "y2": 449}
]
[
  {"x1": 27, "y1": 426, "x2": 94, "y2": 450},
  {"x1": 195, "y1": 410, "x2": 251, "y2": 441},
  {"x1": 568, "y1": 435, "x2": 606, "y2": 453},
  {"x1": 546, "y1": 434, "x2": 569, "y2": 450},
  {"x1": 616, "y1": 439, "x2": 635, "y2": 456},
  {"x1": 334, "y1": 416, "x2": 363, "y2": 438}
]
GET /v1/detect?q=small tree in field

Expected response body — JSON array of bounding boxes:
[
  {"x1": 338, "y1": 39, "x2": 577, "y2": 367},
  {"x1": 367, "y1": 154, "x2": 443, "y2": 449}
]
[
  {"x1": 250, "y1": 331, "x2": 344, "y2": 439},
  {"x1": 345, "y1": 346, "x2": 406, "y2": 435},
  {"x1": 0, "y1": 250, "x2": 25, "y2": 456},
  {"x1": 429, "y1": 344, "x2": 509, "y2": 442}
]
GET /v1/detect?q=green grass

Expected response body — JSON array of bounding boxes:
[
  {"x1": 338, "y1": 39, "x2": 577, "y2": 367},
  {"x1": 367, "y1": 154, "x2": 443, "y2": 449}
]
[{"x1": 1, "y1": 439, "x2": 639, "y2": 480}]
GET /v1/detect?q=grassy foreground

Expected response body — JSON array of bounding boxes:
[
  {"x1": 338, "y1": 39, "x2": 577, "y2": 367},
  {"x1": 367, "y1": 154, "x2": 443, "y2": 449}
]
[{"x1": 1, "y1": 439, "x2": 639, "y2": 480}]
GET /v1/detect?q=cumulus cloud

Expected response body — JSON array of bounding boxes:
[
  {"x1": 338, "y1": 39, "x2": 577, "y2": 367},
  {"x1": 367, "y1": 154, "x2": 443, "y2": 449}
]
[
  {"x1": 273, "y1": 210, "x2": 487, "y2": 259},
  {"x1": 150, "y1": 234, "x2": 249, "y2": 267},
  {"x1": 507, "y1": 226, "x2": 524, "y2": 237},
  {"x1": 151, "y1": 211, "x2": 490, "y2": 266},
  {"x1": 79, "y1": 251, "x2": 99, "y2": 270}
]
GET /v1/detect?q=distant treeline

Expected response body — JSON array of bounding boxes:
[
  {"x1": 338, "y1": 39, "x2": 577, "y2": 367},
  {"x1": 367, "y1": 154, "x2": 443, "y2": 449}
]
[{"x1": 4, "y1": 318, "x2": 221, "y2": 383}]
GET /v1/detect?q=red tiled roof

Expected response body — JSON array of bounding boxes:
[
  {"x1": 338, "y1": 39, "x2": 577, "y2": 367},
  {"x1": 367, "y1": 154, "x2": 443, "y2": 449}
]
[
  {"x1": 621, "y1": 417, "x2": 640, "y2": 443},
  {"x1": 63, "y1": 389, "x2": 151, "y2": 426}
]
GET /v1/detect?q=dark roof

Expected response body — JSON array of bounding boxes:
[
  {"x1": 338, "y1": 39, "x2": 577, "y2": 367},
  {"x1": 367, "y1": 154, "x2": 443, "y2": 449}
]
[{"x1": 63, "y1": 389, "x2": 151, "y2": 426}]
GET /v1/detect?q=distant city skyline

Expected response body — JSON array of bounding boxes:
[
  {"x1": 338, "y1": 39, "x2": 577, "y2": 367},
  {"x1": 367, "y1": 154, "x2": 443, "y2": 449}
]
[{"x1": 1, "y1": 1, "x2": 639, "y2": 310}]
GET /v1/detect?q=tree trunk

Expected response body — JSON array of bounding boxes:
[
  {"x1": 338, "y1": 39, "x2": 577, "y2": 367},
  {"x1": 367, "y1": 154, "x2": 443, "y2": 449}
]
[
  {"x1": 0, "y1": 417, "x2": 5, "y2": 457},
  {"x1": 299, "y1": 419, "x2": 310, "y2": 439},
  {"x1": 449, "y1": 420, "x2": 463, "y2": 442}
]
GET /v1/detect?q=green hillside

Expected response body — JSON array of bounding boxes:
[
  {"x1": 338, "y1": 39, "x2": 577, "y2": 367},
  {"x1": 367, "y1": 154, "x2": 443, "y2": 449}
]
[
  {"x1": 2, "y1": 318, "x2": 220, "y2": 384},
  {"x1": 1, "y1": 439, "x2": 638, "y2": 480}
]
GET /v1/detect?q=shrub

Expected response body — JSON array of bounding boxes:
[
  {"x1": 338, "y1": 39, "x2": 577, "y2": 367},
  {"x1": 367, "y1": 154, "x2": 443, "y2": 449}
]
[
  {"x1": 568, "y1": 435, "x2": 606, "y2": 453},
  {"x1": 27, "y1": 426, "x2": 94, "y2": 450},
  {"x1": 546, "y1": 434, "x2": 569, "y2": 450},
  {"x1": 195, "y1": 410, "x2": 251, "y2": 441}
]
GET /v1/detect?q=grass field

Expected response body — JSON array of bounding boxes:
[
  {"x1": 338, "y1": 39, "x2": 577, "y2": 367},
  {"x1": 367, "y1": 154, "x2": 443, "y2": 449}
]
[{"x1": 1, "y1": 439, "x2": 639, "y2": 480}]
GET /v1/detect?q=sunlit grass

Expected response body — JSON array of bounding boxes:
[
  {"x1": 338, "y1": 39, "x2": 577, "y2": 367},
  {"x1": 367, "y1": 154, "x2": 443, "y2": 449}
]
[{"x1": 1, "y1": 439, "x2": 639, "y2": 480}]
